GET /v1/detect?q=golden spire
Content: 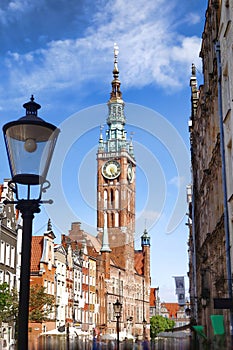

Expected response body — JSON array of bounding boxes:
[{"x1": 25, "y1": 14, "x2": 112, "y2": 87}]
[
  {"x1": 110, "y1": 43, "x2": 122, "y2": 101},
  {"x1": 113, "y1": 43, "x2": 119, "y2": 78}
]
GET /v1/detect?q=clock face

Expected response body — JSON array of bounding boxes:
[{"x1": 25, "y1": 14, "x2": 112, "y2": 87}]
[
  {"x1": 102, "y1": 160, "x2": 121, "y2": 179},
  {"x1": 127, "y1": 164, "x2": 134, "y2": 183}
]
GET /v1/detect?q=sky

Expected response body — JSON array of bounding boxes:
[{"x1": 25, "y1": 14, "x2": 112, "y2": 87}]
[{"x1": 0, "y1": 0, "x2": 208, "y2": 302}]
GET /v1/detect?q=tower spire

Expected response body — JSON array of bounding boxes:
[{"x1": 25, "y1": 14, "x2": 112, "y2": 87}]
[
  {"x1": 113, "y1": 43, "x2": 119, "y2": 79},
  {"x1": 110, "y1": 43, "x2": 122, "y2": 101},
  {"x1": 141, "y1": 228, "x2": 150, "y2": 247},
  {"x1": 47, "y1": 218, "x2": 52, "y2": 231}
]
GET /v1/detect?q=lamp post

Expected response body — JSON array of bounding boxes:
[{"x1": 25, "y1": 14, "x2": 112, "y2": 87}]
[
  {"x1": 185, "y1": 300, "x2": 191, "y2": 317},
  {"x1": 2, "y1": 96, "x2": 59, "y2": 350},
  {"x1": 113, "y1": 299, "x2": 122, "y2": 350},
  {"x1": 142, "y1": 278, "x2": 147, "y2": 339},
  {"x1": 201, "y1": 297, "x2": 208, "y2": 336},
  {"x1": 143, "y1": 318, "x2": 147, "y2": 340}
]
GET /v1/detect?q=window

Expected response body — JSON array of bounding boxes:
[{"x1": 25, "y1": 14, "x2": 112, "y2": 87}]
[
  {"x1": 7, "y1": 219, "x2": 11, "y2": 228},
  {"x1": 10, "y1": 246, "x2": 15, "y2": 268},
  {"x1": 5, "y1": 244, "x2": 10, "y2": 266},
  {"x1": 223, "y1": 66, "x2": 231, "y2": 115},
  {"x1": 0, "y1": 241, "x2": 5, "y2": 264},
  {"x1": 110, "y1": 189, "x2": 114, "y2": 208},
  {"x1": 120, "y1": 281, "x2": 123, "y2": 297},
  {"x1": 115, "y1": 190, "x2": 119, "y2": 209},
  {"x1": 108, "y1": 303, "x2": 112, "y2": 321},
  {"x1": 115, "y1": 212, "x2": 119, "y2": 227},
  {"x1": 128, "y1": 190, "x2": 131, "y2": 211},
  {"x1": 104, "y1": 190, "x2": 108, "y2": 209},
  {"x1": 136, "y1": 306, "x2": 139, "y2": 323},
  {"x1": 0, "y1": 270, "x2": 3, "y2": 283}
]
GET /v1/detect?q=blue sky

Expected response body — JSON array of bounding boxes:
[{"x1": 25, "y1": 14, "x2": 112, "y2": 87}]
[{"x1": 0, "y1": 0, "x2": 208, "y2": 301}]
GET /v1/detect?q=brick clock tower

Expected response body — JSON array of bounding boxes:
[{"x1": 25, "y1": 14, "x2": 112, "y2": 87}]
[{"x1": 97, "y1": 44, "x2": 136, "y2": 267}]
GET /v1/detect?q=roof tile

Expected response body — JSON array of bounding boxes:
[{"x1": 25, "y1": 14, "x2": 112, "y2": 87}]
[{"x1": 31, "y1": 236, "x2": 43, "y2": 271}]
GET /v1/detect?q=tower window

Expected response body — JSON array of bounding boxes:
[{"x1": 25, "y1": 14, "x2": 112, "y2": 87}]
[
  {"x1": 115, "y1": 189, "x2": 119, "y2": 209},
  {"x1": 104, "y1": 190, "x2": 108, "y2": 209},
  {"x1": 110, "y1": 189, "x2": 114, "y2": 208},
  {"x1": 115, "y1": 212, "x2": 119, "y2": 227}
]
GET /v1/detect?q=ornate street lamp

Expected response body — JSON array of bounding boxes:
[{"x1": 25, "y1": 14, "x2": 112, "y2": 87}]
[
  {"x1": 113, "y1": 299, "x2": 122, "y2": 350},
  {"x1": 2, "y1": 96, "x2": 60, "y2": 350},
  {"x1": 201, "y1": 297, "x2": 207, "y2": 309}
]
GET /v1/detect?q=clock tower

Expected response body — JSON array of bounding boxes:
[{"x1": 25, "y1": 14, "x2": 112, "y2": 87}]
[{"x1": 97, "y1": 44, "x2": 136, "y2": 262}]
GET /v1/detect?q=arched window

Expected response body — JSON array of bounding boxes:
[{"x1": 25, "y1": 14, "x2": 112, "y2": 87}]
[
  {"x1": 110, "y1": 189, "x2": 114, "y2": 208},
  {"x1": 115, "y1": 212, "x2": 119, "y2": 227},
  {"x1": 128, "y1": 190, "x2": 131, "y2": 211},
  {"x1": 104, "y1": 190, "x2": 108, "y2": 209},
  {"x1": 115, "y1": 189, "x2": 119, "y2": 209}
]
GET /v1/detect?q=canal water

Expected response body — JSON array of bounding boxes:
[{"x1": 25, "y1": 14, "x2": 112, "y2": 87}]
[{"x1": 29, "y1": 334, "x2": 194, "y2": 350}]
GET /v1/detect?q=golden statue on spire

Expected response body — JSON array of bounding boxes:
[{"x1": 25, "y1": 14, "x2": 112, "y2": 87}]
[{"x1": 114, "y1": 42, "x2": 119, "y2": 62}]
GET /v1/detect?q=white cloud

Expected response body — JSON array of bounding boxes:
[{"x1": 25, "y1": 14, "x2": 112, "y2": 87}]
[
  {"x1": 9, "y1": 0, "x2": 29, "y2": 11},
  {"x1": 187, "y1": 13, "x2": 202, "y2": 25},
  {"x1": 0, "y1": 0, "x2": 43, "y2": 23},
  {"x1": 171, "y1": 36, "x2": 202, "y2": 66},
  {"x1": 168, "y1": 176, "x2": 186, "y2": 188},
  {"x1": 2, "y1": 0, "x2": 203, "y2": 97}
]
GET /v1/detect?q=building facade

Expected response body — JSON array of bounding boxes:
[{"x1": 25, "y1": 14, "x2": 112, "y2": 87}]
[
  {"x1": 71, "y1": 246, "x2": 83, "y2": 328},
  {"x1": 29, "y1": 220, "x2": 57, "y2": 339},
  {"x1": 54, "y1": 243, "x2": 67, "y2": 328},
  {"x1": 0, "y1": 180, "x2": 18, "y2": 349},
  {"x1": 188, "y1": 0, "x2": 233, "y2": 345},
  {"x1": 160, "y1": 303, "x2": 190, "y2": 329},
  {"x1": 0, "y1": 180, "x2": 17, "y2": 289},
  {"x1": 218, "y1": 0, "x2": 233, "y2": 310},
  {"x1": 150, "y1": 287, "x2": 160, "y2": 317}
]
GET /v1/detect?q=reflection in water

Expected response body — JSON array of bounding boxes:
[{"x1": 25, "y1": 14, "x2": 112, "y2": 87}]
[
  {"x1": 32, "y1": 335, "x2": 90, "y2": 350},
  {"x1": 28, "y1": 335, "x2": 193, "y2": 350}
]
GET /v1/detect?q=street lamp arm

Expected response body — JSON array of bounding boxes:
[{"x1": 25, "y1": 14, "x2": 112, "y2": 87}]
[{"x1": 3, "y1": 198, "x2": 53, "y2": 206}]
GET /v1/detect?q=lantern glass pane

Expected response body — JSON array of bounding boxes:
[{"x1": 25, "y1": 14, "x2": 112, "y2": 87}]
[
  {"x1": 4, "y1": 123, "x2": 58, "y2": 184},
  {"x1": 113, "y1": 300, "x2": 122, "y2": 315}
]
